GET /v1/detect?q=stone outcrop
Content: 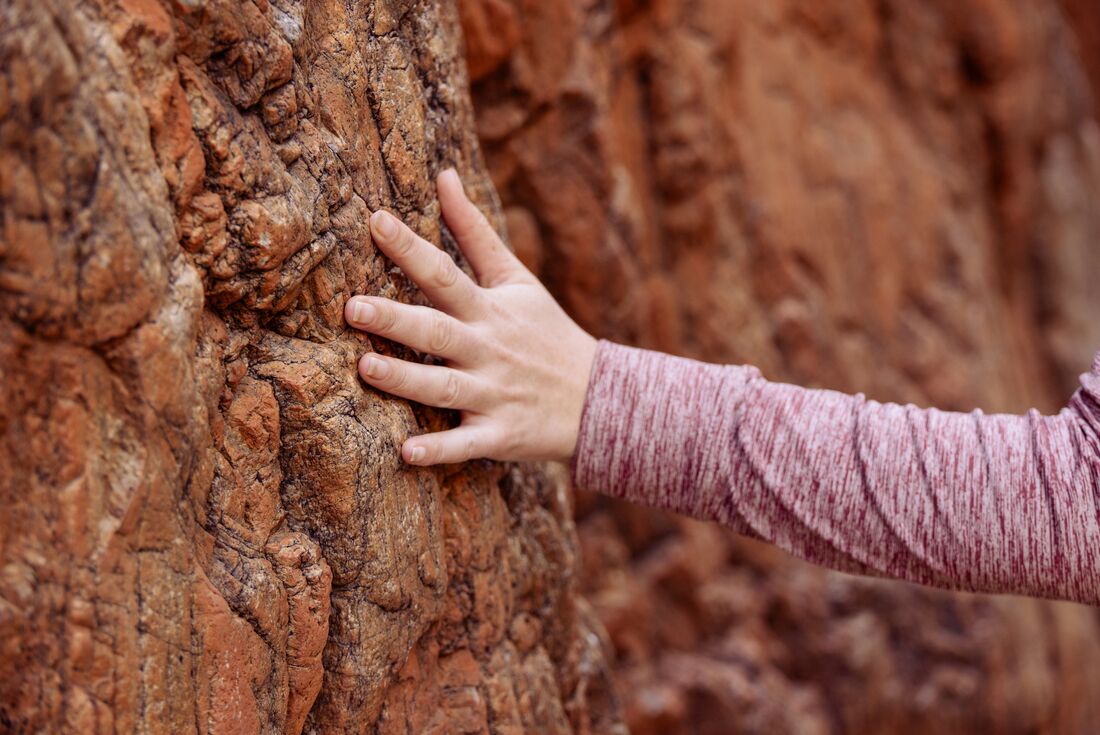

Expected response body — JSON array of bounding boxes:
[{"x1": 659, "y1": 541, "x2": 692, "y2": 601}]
[
  {"x1": 462, "y1": 0, "x2": 1100, "y2": 732},
  {"x1": 1061, "y1": 0, "x2": 1100, "y2": 104},
  {"x1": 0, "y1": 0, "x2": 619, "y2": 732},
  {"x1": 6, "y1": 0, "x2": 1100, "y2": 732}
]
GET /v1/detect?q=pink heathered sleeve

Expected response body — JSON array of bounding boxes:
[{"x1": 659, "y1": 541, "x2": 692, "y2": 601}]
[{"x1": 570, "y1": 340, "x2": 1100, "y2": 604}]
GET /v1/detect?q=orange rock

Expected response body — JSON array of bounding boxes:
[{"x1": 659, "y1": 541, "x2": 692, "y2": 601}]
[
  {"x1": 8, "y1": 0, "x2": 1100, "y2": 731},
  {"x1": 0, "y1": 0, "x2": 619, "y2": 732}
]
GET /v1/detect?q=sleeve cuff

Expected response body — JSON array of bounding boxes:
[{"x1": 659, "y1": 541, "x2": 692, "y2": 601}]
[{"x1": 568, "y1": 339, "x2": 759, "y2": 518}]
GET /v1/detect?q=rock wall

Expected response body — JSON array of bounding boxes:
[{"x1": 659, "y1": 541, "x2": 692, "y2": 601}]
[
  {"x1": 462, "y1": 0, "x2": 1100, "y2": 733},
  {"x1": 1061, "y1": 0, "x2": 1100, "y2": 104},
  {"x1": 6, "y1": 0, "x2": 1100, "y2": 732},
  {"x1": 0, "y1": 0, "x2": 621, "y2": 732}
]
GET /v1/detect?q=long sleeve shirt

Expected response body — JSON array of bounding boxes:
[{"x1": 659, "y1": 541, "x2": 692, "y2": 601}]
[{"x1": 570, "y1": 340, "x2": 1100, "y2": 605}]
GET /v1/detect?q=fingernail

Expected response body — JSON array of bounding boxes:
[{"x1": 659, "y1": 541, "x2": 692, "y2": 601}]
[
  {"x1": 362, "y1": 355, "x2": 389, "y2": 379},
  {"x1": 440, "y1": 168, "x2": 459, "y2": 186},
  {"x1": 372, "y1": 210, "x2": 397, "y2": 239},
  {"x1": 409, "y1": 446, "x2": 426, "y2": 463},
  {"x1": 352, "y1": 300, "x2": 375, "y2": 324}
]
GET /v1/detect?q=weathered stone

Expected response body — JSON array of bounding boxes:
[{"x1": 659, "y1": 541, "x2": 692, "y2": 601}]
[
  {"x1": 7, "y1": 0, "x2": 1100, "y2": 731},
  {"x1": 0, "y1": 0, "x2": 620, "y2": 732}
]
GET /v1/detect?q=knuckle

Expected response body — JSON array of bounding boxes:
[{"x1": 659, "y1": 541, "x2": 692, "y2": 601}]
[
  {"x1": 440, "y1": 371, "x2": 462, "y2": 408},
  {"x1": 497, "y1": 428, "x2": 520, "y2": 458},
  {"x1": 484, "y1": 337, "x2": 516, "y2": 368},
  {"x1": 376, "y1": 302, "x2": 399, "y2": 332},
  {"x1": 386, "y1": 362, "x2": 406, "y2": 390},
  {"x1": 464, "y1": 435, "x2": 478, "y2": 462},
  {"x1": 435, "y1": 374, "x2": 462, "y2": 407},
  {"x1": 427, "y1": 313, "x2": 455, "y2": 354},
  {"x1": 496, "y1": 379, "x2": 522, "y2": 406},
  {"x1": 393, "y1": 226, "x2": 416, "y2": 257},
  {"x1": 432, "y1": 249, "x2": 460, "y2": 289},
  {"x1": 486, "y1": 298, "x2": 510, "y2": 323}
]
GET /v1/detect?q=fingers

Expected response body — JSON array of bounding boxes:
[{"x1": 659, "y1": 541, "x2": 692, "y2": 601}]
[
  {"x1": 358, "y1": 352, "x2": 484, "y2": 410},
  {"x1": 370, "y1": 209, "x2": 483, "y2": 319},
  {"x1": 437, "y1": 169, "x2": 525, "y2": 288},
  {"x1": 345, "y1": 296, "x2": 473, "y2": 362},
  {"x1": 402, "y1": 425, "x2": 496, "y2": 466}
]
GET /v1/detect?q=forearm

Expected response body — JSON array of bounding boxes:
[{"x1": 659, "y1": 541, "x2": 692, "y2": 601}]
[{"x1": 571, "y1": 340, "x2": 1100, "y2": 604}]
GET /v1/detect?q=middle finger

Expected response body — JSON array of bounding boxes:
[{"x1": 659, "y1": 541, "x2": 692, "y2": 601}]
[{"x1": 346, "y1": 296, "x2": 473, "y2": 363}]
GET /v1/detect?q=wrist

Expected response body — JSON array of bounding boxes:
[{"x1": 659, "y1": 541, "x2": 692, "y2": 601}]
[{"x1": 558, "y1": 331, "x2": 599, "y2": 462}]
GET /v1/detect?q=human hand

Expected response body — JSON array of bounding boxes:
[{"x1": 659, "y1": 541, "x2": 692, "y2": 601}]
[{"x1": 344, "y1": 170, "x2": 598, "y2": 466}]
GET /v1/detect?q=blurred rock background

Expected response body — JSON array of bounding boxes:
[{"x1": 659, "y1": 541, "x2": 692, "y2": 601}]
[{"x1": 461, "y1": 0, "x2": 1100, "y2": 732}]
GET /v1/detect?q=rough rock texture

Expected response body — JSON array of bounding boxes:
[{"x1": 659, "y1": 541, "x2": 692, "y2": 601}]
[
  {"x1": 462, "y1": 0, "x2": 1100, "y2": 733},
  {"x1": 7, "y1": 0, "x2": 1100, "y2": 731},
  {"x1": 0, "y1": 0, "x2": 621, "y2": 732}
]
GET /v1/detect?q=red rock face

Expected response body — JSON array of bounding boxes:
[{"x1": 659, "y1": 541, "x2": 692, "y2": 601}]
[
  {"x1": 1060, "y1": 0, "x2": 1100, "y2": 104},
  {"x1": 464, "y1": 0, "x2": 1100, "y2": 733},
  {"x1": 0, "y1": 0, "x2": 619, "y2": 732},
  {"x1": 6, "y1": 0, "x2": 1100, "y2": 731}
]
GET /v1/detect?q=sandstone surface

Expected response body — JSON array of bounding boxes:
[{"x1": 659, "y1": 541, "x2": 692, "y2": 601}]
[
  {"x1": 463, "y1": 0, "x2": 1100, "y2": 732},
  {"x1": 6, "y1": 0, "x2": 1100, "y2": 732},
  {"x1": 0, "y1": 0, "x2": 620, "y2": 732}
]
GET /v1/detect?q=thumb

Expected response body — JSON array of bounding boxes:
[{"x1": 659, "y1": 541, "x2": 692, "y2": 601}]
[{"x1": 437, "y1": 168, "x2": 525, "y2": 288}]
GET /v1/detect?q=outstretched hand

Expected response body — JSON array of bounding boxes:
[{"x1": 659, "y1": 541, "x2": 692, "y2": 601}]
[{"x1": 344, "y1": 169, "x2": 597, "y2": 466}]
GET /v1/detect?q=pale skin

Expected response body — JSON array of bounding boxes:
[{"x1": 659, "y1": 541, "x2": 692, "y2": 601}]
[{"x1": 344, "y1": 169, "x2": 597, "y2": 466}]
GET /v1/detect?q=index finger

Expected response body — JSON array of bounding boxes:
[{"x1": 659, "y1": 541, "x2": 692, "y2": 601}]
[{"x1": 370, "y1": 209, "x2": 484, "y2": 319}]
